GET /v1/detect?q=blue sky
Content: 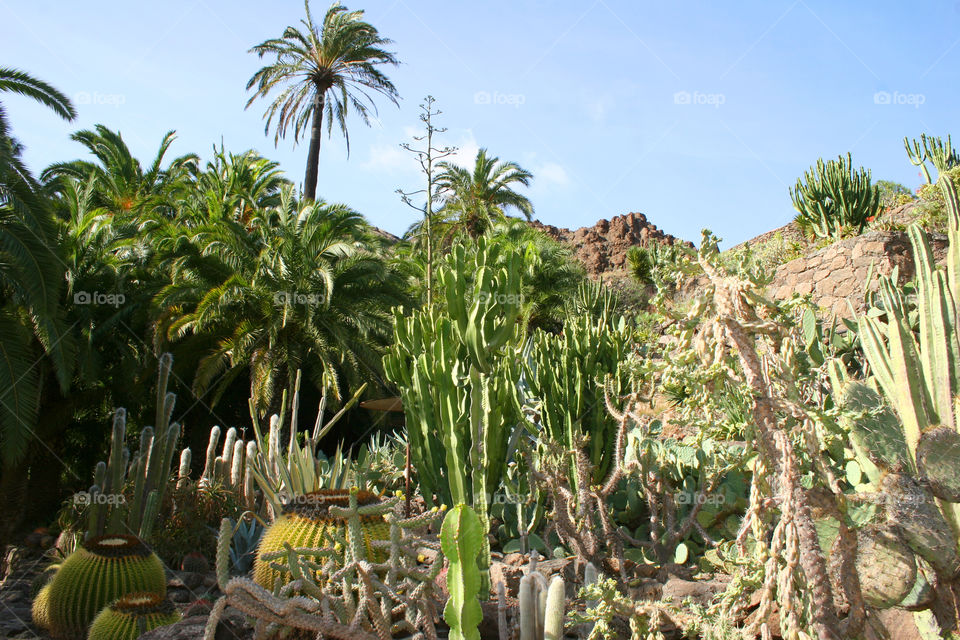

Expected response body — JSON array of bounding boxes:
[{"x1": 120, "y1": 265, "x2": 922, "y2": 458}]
[{"x1": 3, "y1": 0, "x2": 959, "y2": 246}]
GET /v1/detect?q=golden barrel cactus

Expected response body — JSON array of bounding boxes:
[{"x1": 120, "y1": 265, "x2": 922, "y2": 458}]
[
  {"x1": 87, "y1": 593, "x2": 180, "y2": 640},
  {"x1": 253, "y1": 489, "x2": 390, "y2": 592},
  {"x1": 42, "y1": 535, "x2": 166, "y2": 639}
]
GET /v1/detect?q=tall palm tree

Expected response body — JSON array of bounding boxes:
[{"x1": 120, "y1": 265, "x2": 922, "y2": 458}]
[
  {"x1": 433, "y1": 148, "x2": 534, "y2": 238},
  {"x1": 246, "y1": 0, "x2": 400, "y2": 201}
]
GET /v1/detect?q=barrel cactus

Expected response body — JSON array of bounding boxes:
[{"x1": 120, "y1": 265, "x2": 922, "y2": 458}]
[
  {"x1": 87, "y1": 593, "x2": 180, "y2": 640},
  {"x1": 42, "y1": 535, "x2": 166, "y2": 638},
  {"x1": 31, "y1": 583, "x2": 53, "y2": 631},
  {"x1": 253, "y1": 489, "x2": 390, "y2": 592}
]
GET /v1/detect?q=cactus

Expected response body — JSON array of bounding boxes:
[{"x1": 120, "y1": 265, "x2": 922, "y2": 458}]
[
  {"x1": 523, "y1": 312, "x2": 630, "y2": 489},
  {"x1": 206, "y1": 493, "x2": 447, "y2": 640},
  {"x1": 253, "y1": 489, "x2": 390, "y2": 592},
  {"x1": 87, "y1": 593, "x2": 180, "y2": 640},
  {"x1": 790, "y1": 152, "x2": 881, "y2": 238},
  {"x1": 85, "y1": 354, "x2": 181, "y2": 539},
  {"x1": 442, "y1": 504, "x2": 484, "y2": 640},
  {"x1": 31, "y1": 583, "x2": 52, "y2": 631},
  {"x1": 516, "y1": 556, "x2": 566, "y2": 640},
  {"x1": 904, "y1": 134, "x2": 958, "y2": 184},
  {"x1": 41, "y1": 535, "x2": 166, "y2": 638},
  {"x1": 854, "y1": 526, "x2": 917, "y2": 609},
  {"x1": 384, "y1": 237, "x2": 526, "y2": 594}
]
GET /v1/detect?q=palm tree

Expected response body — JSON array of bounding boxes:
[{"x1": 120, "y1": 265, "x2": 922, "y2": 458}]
[
  {"x1": 155, "y1": 186, "x2": 412, "y2": 413},
  {"x1": 433, "y1": 148, "x2": 534, "y2": 238},
  {"x1": 42, "y1": 125, "x2": 197, "y2": 219},
  {"x1": 246, "y1": 0, "x2": 400, "y2": 201},
  {"x1": 0, "y1": 68, "x2": 76, "y2": 465},
  {"x1": 177, "y1": 147, "x2": 290, "y2": 225}
]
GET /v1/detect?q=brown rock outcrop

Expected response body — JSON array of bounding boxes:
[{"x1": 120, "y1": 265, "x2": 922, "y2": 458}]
[{"x1": 530, "y1": 212, "x2": 689, "y2": 278}]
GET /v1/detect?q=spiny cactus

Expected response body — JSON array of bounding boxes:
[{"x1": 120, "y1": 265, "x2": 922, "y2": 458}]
[
  {"x1": 515, "y1": 555, "x2": 566, "y2": 640},
  {"x1": 384, "y1": 237, "x2": 527, "y2": 594},
  {"x1": 87, "y1": 593, "x2": 180, "y2": 640},
  {"x1": 86, "y1": 354, "x2": 180, "y2": 540},
  {"x1": 31, "y1": 583, "x2": 52, "y2": 631},
  {"x1": 253, "y1": 489, "x2": 390, "y2": 592},
  {"x1": 206, "y1": 489, "x2": 446, "y2": 640},
  {"x1": 904, "y1": 133, "x2": 958, "y2": 184},
  {"x1": 790, "y1": 152, "x2": 881, "y2": 238},
  {"x1": 41, "y1": 535, "x2": 166, "y2": 639}
]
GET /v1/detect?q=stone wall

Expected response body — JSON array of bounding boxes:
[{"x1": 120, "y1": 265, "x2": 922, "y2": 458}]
[{"x1": 768, "y1": 230, "x2": 947, "y2": 317}]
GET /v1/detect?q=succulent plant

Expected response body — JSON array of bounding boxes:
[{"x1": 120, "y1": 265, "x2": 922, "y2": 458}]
[
  {"x1": 31, "y1": 583, "x2": 52, "y2": 631},
  {"x1": 41, "y1": 535, "x2": 166, "y2": 639},
  {"x1": 87, "y1": 593, "x2": 180, "y2": 640},
  {"x1": 516, "y1": 556, "x2": 566, "y2": 640},
  {"x1": 441, "y1": 504, "x2": 484, "y2": 640},
  {"x1": 253, "y1": 489, "x2": 390, "y2": 592}
]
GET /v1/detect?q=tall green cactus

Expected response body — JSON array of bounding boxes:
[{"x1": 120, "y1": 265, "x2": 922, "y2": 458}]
[
  {"x1": 904, "y1": 134, "x2": 958, "y2": 184},
  {"x1": 441, "y1": 505, "x2": 484, "y2": 640},
  {"x1": 86, "y1": 354, "x2": 181, "y2": 539},
  {"x1": 384, "y1": 237, "x2": 525, "y2": 595},
  {"x1": 790, "y1": 152, "x2": 881, "y2": 238},
  {"x1": 523, "y1": 313, "x2": 630, "y2": 489},
  {"x1": 854, "y1": 171, "x2": 960, "y2": 542}
]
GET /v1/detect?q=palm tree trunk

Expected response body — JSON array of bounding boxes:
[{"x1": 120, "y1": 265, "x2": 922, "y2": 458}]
[{"x1": 303, "y1": 93, "x2": 324, "y2": 201}]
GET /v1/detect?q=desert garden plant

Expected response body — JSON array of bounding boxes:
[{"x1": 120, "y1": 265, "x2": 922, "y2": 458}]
[{"x1": 790, "y1": 152, "x2": 881, "y2": 239}]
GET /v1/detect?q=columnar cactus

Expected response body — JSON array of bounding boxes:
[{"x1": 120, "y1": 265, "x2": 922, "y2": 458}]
[
  {"x1": 41, "y1": 535, "x2": 166, "y2": 639},
  {"x1": 86, "y1": 354, "x2": 181, "y2": 540},
  {"x1": 441, "y1": 504, "x2": 484, "y2": 640},
  {"x1": 384, "y1": 237, "x2": 526, "y2": 594},
  {"x1": 790, "y1": 152, "x2": 881, "y2": 238},
  {"x1": 516, "y1": 556, "x2": 566, "y2": 640}
]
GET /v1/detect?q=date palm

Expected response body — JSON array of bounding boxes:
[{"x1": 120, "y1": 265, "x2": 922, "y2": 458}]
[
  {"x1": 0, "y1": 68, "x2": 75, "y2": 465},
  {"x1": 156, "y1": 186, "x2": 411, "y2": 412},
  {"x1": 246, "y1": 0, "x2": 399, "y2": 201},
  {"x1": 434, "y1": 148, "x2": 534, "y2": 238}
]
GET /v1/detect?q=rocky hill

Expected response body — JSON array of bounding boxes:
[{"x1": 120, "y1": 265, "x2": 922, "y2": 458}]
[{"x1": 530, "y1": 211, "x2": 689, "y2": 279}]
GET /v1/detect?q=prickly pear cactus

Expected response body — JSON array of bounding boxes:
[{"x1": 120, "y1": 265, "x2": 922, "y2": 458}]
[
  {"x1": 87, "y1": 593, "x2": 180, "y2": 640},
  {"x1": 855, "y1": 526, "x2": 917, "y2": 608},
  {"x1": 42, "y1": 535, "x2": 166, "y2": 639},
  {"x1": 253, "y1": 489, "x2": 390, "y2": 592},
  {"x1": 915, "y1": 426, "x2": 960, "y2": 502},
  {"x1": 441, "y1": 504, "x2": 484, "y2": 640},
  {"x1": 881, "y1": 473, "x2": 960, "y2": 578}
]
